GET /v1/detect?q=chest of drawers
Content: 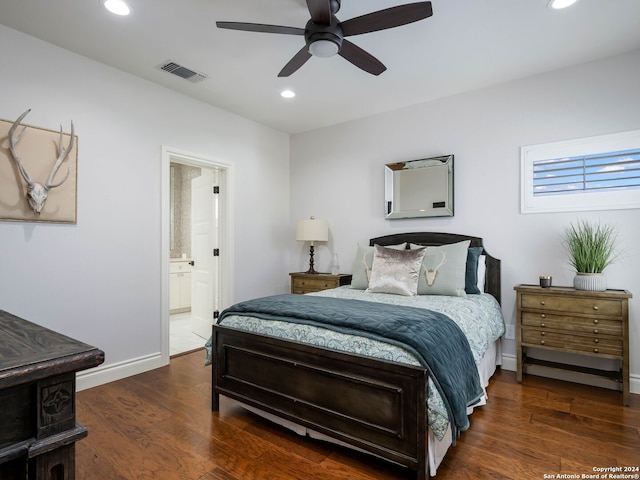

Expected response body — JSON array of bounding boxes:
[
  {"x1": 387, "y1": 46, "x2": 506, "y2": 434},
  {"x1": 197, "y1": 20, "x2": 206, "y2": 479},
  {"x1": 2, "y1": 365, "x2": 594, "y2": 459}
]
[
  {"x1": 514, "y1": 285, "x2": 631, "y2": 405},
  {"x1": 0, "y1": 310, "x2": 104, "y2": 479},
  {"x1": 290, "y1": 273, "x2": 352, "y2": 294}
]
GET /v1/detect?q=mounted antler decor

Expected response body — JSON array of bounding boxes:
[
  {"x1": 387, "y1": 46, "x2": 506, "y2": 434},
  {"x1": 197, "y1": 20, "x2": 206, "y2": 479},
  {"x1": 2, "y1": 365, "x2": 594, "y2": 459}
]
[{"x1": 0, "y1": 109, "x2": 78, "y2": 223}]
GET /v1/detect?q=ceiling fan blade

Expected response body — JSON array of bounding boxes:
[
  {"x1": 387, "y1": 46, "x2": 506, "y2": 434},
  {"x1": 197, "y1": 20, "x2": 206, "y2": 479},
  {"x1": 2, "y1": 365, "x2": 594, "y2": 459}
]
[
  {"x1": 338, "y1": 40, "x2": 386, "y2": 76},
  {"x1": 278, "y1": 47, "x2": 313, "y2": 77},
  {"x1": 216, "y1": 22, "x2": 305, "y2": 36},
  {"x1": 306, "y1": 0, "x2": 331, "y2": 25},
  {"x1": 341, "y1": 2, "x2": 433, "y2": 37}
]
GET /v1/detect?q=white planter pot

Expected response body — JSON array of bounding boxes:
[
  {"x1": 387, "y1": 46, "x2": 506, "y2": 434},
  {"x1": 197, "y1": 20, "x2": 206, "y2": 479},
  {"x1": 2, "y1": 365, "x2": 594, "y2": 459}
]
[{"x1": 573, "y1": 273, "x2": 607, "y2": 291}]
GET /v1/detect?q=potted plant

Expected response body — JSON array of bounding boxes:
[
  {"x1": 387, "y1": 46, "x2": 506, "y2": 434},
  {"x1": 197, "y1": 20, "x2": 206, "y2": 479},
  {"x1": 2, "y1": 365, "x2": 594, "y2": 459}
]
[{"x1": 564, "y1": 220, "x2": 618, "y2": 291}]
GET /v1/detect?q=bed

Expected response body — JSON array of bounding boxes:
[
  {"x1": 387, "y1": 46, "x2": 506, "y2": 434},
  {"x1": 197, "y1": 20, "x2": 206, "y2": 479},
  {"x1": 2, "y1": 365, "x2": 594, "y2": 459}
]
[{"x1": 209, "y1": 232, "x2": 504, "y2": 479}]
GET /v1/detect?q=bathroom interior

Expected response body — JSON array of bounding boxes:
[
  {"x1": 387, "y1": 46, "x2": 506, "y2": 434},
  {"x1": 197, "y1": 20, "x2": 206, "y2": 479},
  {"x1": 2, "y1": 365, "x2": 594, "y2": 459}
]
[{"x1": 169, "y1": 162, "x2": 209, "y2": 355}]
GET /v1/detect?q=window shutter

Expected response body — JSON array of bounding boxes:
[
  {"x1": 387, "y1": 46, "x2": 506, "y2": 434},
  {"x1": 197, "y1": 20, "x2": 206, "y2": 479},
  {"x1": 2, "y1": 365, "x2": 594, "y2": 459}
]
[{"x1": 533, "y1": 148, "x2": 640, "y2": 197}]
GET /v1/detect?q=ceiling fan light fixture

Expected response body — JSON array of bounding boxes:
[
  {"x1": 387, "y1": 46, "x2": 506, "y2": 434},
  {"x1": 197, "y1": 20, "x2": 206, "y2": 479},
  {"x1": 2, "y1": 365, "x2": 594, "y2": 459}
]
[
  {"x1": 217, "y1": 0, "x2": 432, "y2": 76},
  {"x1": 102, "y1": 0, "x2": 131, "y2": 16},
  {"x1": 308, "y1": 39, "x2": 340, "y2": 58},
  {"x1": 548, "y1": 0, "x2": 578, "y2": 10}
]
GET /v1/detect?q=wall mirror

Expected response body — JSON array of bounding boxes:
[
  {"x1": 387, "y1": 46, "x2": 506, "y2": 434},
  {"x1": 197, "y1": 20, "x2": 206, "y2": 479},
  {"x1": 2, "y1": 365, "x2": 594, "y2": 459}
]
[{"x1": 384, "y1": 155, "x2": 454, "y2": 219}]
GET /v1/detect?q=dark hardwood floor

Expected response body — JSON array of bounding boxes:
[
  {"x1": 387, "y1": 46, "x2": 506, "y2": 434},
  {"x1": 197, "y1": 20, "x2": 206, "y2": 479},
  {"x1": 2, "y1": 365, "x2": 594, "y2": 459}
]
[{"x1": 76, "y1": 351, "x2": 640, "y2": 479}]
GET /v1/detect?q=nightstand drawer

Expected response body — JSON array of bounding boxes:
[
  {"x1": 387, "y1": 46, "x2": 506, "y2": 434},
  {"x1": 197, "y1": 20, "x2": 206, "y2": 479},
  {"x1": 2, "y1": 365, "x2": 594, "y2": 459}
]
[
  {"x1": 522, "y1": 328, "x2": 623, "y2": 356},
  {"x1": 521, "y1": 312, "x2": 622, "y2": 336},
  {"x1": 521, "y1": 294, "x2": 622, "y2": 317},
  {"x1": 292, "y1": 277, "x2": 338, "y2": 291},
  {"x1": 290, "y1": 273, "x2": 352, "y2": 295}
]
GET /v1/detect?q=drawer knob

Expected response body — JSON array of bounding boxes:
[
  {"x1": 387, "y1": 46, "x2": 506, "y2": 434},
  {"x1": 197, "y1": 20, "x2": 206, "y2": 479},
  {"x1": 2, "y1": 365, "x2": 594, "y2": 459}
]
[
  {"x1": 593, "y1": 319, "x2": 599, "y2": 324},
  {"x1": 540, "y1": 340, "x2": 545, "y2": 345},
  {"x1": 593, "y1": 305, "x2": 599, "y2": 311},
  {"x1": 593, "y1": 329, "x2": 599, "y2": 334},
  {"x1": 594, "y1": 339, "x2": 599, "y2": 344},
  {"x1": 594, "y1": 348, "x2": 599, "y2": 353},
  {"x1": 540, "y1": 323, "x2": 546, "y2": 328},
  {"x1": 541, "y1": 332, "x2": 546, "y2": 336},
  {"x1": 540, "y1": 314, "x2": 546, "y2": 319},
  {"x1": 540, "y1": 301, "x2": 545, "y2": 306}
]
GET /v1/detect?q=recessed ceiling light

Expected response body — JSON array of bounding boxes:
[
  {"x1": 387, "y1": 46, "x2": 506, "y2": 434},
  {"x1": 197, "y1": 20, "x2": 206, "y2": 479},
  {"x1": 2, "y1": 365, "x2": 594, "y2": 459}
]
[
  {"x1": 281, "y1": 90, "x2": 296, "y2": 99},
  {"x1": 102, "y1": 0, "x2": 131, "y2": 16},
  {"x1": 548, "y1": 0, "x2": 578, "y2": 10}
]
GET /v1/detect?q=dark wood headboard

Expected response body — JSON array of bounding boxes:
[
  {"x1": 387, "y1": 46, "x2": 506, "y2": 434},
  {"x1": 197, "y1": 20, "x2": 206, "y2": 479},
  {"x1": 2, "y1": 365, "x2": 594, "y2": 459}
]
[{"x1": 369, "y1": 232, "x2": 501, "y2": 305}]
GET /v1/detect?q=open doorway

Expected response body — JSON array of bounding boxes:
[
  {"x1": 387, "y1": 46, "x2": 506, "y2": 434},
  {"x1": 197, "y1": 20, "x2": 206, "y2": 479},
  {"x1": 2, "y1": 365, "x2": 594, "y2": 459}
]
[{"x1": 161, "y1": 147, "x2": 232, "y2": 364}]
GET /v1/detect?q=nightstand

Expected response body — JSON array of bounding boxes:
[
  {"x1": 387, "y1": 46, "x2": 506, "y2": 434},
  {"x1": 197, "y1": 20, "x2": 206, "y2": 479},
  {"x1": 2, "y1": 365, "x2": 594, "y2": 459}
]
[
  {"x1": 289, "y1": 272, "x2": 352, "y2": 294},
  {"x1": 514, "y1": 284, "x2": 632, "y2": 405}
]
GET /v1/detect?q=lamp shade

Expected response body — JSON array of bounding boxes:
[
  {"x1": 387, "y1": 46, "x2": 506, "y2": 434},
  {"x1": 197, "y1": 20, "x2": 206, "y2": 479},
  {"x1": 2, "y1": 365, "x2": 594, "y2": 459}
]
[{"x1": 296, "y1": 217, "x2": 328, "y2": 242}]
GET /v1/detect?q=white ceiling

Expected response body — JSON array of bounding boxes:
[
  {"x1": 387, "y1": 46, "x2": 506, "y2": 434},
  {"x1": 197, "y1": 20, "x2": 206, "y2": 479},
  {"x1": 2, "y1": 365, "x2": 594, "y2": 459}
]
[{"x1": 2, "y1": 0, "x2": 640, "y2": 134}]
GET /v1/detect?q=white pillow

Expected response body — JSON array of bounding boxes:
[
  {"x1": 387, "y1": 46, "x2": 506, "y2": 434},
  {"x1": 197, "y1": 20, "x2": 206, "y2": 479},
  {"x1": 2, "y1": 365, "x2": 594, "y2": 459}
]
[{"x1": 477, "y1": 255, "x2": 486, "y2": 292}]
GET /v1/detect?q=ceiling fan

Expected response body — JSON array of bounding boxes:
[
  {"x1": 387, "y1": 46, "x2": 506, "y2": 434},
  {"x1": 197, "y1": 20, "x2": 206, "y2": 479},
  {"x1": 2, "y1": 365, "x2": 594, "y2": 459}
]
[{"x1": 216, "y1": 0, "x2": 433, "y2": 77}]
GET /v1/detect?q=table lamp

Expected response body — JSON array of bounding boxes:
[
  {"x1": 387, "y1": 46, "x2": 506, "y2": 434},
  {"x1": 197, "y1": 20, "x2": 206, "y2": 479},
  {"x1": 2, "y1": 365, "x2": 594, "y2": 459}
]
[{"x1": 296, "y1": 216, "x2": 328, "y2": 274}]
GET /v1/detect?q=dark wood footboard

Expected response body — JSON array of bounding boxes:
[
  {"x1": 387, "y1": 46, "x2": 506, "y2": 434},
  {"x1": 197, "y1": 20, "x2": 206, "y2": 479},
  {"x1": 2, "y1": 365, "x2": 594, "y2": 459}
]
[{"x1": 212, "y1": 325, "x2": 428, "y2": 479}]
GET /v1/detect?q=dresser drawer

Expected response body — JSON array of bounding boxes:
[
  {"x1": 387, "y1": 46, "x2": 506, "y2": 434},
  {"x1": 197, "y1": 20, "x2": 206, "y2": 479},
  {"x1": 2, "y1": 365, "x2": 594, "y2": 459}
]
[
  {"x1": 521, "y1": 312, "x2": 622, "y2": 336},
  {"x1": 521, "y1": 328, "x2": 623, "y2": 356},
  {"x1": 520, "y1": 294, "x2": 622, "y2": 317},
  {"x1": 170, "y1": 261, "x2": 193, "y2": 274}
]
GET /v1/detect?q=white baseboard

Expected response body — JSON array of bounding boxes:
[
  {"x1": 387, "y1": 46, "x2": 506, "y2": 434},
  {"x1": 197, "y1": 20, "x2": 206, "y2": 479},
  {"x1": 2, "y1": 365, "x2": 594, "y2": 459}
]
[
  {"x1": 501, "y1": 353, "x2": 640, "y2": 395},
  {"x1": 501, "y1": 353, "x2": 517, "y2": 372},
  {"x1": 76, "y1": 350, "x2": 639, "y2": 397},
  {"x1": 76, "y1": 352, "x2": 165, "y2": 391}
]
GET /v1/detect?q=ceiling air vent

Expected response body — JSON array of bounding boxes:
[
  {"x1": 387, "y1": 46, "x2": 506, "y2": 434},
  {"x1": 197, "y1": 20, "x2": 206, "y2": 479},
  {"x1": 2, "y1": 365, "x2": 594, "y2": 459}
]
[{"x1": 157, "y1": 60, "x2": 208, "y2": 83}]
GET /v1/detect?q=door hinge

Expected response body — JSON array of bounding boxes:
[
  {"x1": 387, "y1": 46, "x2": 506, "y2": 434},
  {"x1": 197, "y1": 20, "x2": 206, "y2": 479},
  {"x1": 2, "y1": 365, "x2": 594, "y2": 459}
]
[
  {"x1": 213, "y1": 310, "x2": 220, "y2": 319},
  {"x1": 213, "y1": 185, "x2": 220, "y2": 194},
  {"x1": 213, "y1": 248, "x2": 220, "y2": 257}
]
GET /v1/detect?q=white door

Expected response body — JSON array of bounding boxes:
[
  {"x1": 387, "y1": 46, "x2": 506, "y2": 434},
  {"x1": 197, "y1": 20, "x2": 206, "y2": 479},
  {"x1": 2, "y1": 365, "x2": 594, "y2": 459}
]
[{"x1": 190, "y1": 168, "x2": 219, "y2": 339}]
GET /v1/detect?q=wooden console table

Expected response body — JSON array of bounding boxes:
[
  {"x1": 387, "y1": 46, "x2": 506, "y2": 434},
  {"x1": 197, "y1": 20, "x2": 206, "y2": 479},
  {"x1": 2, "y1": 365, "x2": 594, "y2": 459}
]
[{"x1": 0, "y1": 310, "x2": 104, "y2": 479}]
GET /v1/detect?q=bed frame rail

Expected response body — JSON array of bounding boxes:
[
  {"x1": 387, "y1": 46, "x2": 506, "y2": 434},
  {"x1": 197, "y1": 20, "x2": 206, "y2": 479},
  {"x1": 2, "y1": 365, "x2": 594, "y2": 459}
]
[{"x1": 212, "y1": 326, "x2": 428, "y2": 479}]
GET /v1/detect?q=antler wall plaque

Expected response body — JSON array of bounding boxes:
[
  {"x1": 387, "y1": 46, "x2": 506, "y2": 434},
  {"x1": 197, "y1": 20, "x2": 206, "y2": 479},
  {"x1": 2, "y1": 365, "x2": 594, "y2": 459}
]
[{"x1": 0, "y1": 109, "x2": 78, "y2": 223}]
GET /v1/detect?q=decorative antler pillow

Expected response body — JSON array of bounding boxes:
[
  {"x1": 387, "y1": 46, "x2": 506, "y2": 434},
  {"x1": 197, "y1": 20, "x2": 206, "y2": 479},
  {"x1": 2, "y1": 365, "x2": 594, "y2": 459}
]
[{"x1": 411, "y1": 240, "x2": 470, "y2": 296}]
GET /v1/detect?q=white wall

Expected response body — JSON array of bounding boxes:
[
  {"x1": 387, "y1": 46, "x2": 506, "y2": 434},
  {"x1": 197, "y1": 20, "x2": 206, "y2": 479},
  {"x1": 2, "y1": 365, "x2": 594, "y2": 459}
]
[
  {"x1": 290, "y1": 49, "x2": 640, "y2": 392},
  {"x1": 3, "y1": 23, "x2": 637, "y2": 393},
  {"x1": 0, "y1": 26, "x2": 290, "y2": 382}
]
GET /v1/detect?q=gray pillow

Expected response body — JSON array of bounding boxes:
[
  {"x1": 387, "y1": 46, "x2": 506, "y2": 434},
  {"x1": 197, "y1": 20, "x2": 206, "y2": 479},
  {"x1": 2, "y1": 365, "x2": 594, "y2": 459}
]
[
  {"x1": 414, "y1": 240, "x2": 470, "y2": 296},
  {"x1": 366, "y1": 245, "x2": 427, "y2": 296},
  {"x1": 350, "y1": 243, "x2": 406, "y2": 289}
]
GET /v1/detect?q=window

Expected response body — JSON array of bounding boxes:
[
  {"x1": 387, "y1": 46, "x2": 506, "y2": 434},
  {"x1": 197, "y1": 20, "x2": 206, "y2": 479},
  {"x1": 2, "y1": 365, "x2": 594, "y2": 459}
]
[{"x1": 521, "y1": 130, "x2": 640, "y2": 213}]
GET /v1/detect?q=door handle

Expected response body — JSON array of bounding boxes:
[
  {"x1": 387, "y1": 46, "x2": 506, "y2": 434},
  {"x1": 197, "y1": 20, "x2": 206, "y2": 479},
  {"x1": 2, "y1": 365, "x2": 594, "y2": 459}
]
[{"x1": 189, "y1": 260, "x2": 195, "y2": 266}]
